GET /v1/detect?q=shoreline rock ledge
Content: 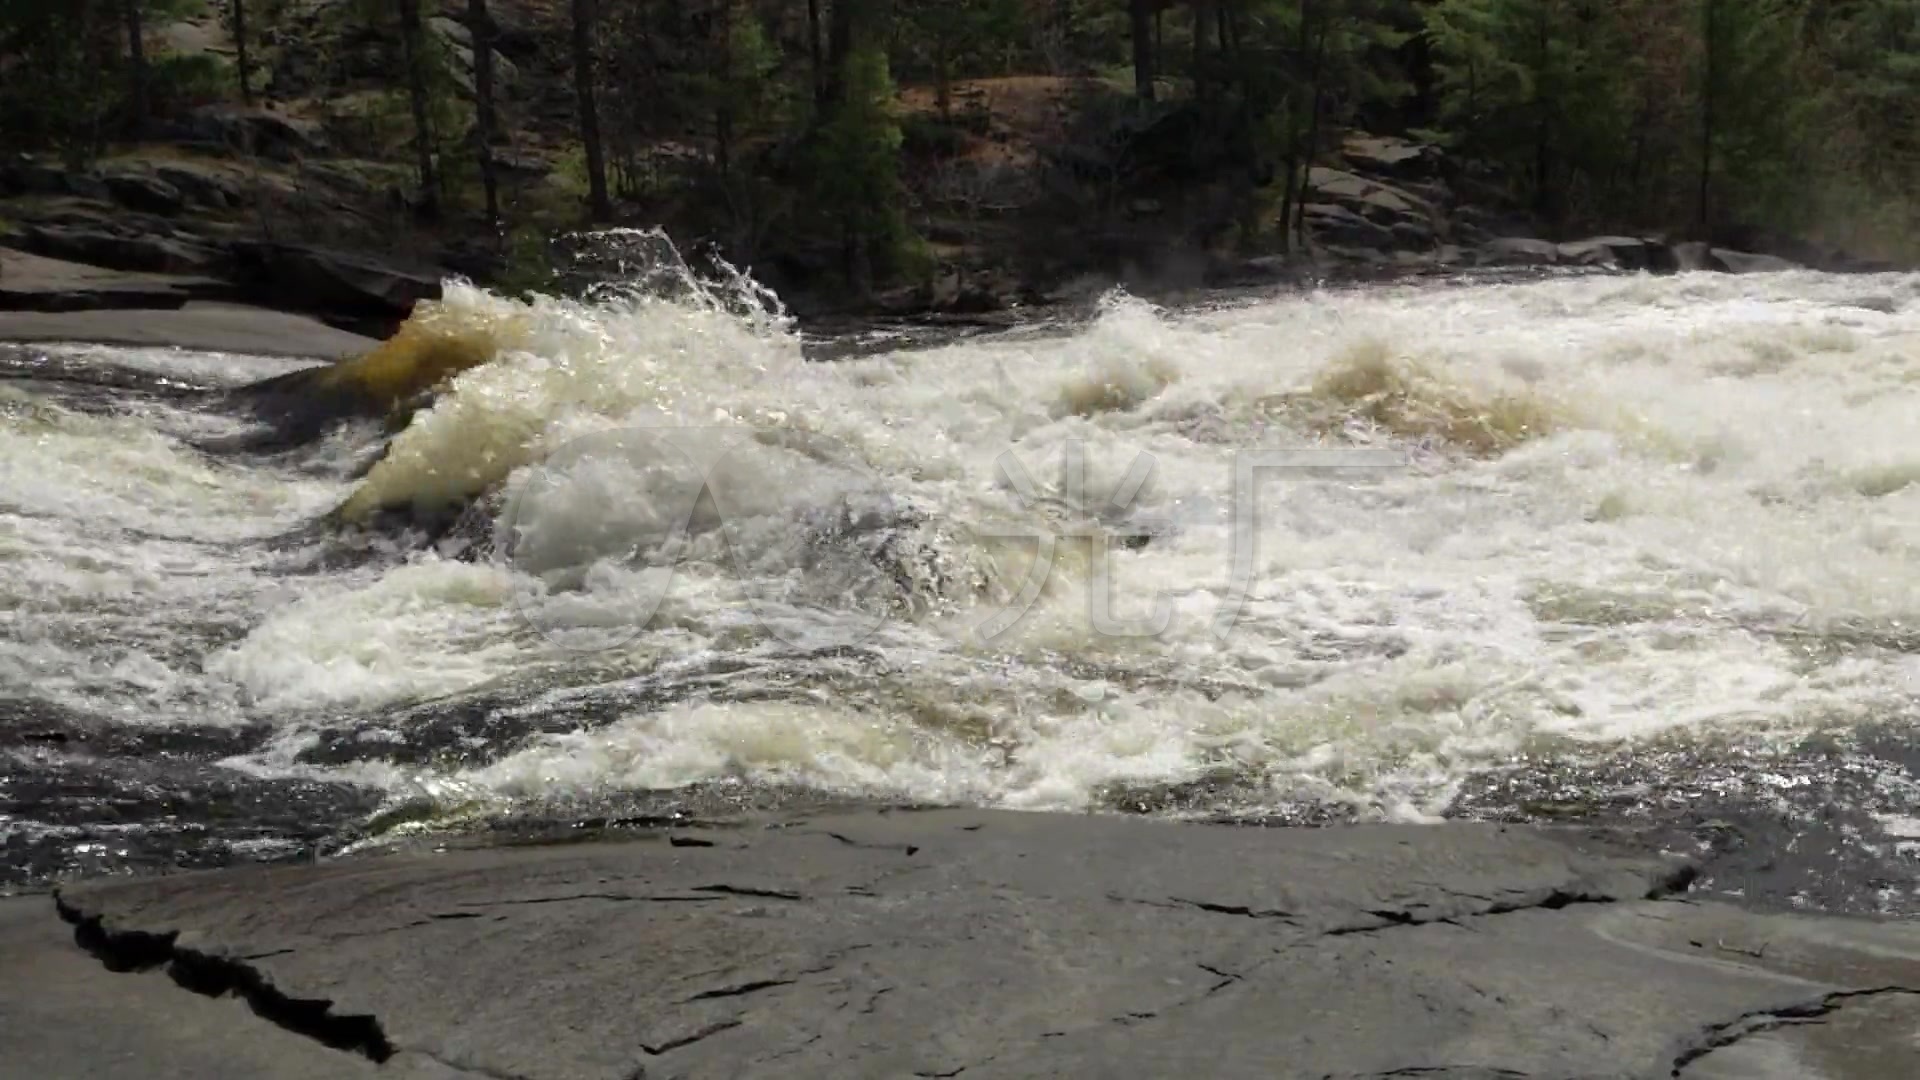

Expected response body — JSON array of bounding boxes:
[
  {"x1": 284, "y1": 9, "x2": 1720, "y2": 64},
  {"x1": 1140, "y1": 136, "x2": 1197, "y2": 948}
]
[{"x1": 10, "y1": 809, "x2": 1919, "y2": 1079}]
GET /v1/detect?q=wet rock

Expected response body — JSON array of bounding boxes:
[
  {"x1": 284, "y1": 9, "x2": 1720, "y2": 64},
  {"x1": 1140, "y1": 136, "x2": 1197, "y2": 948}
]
[
  {"x1": 1476, "y1": 237, "x2": 1562, "y2": 267},
  {"x1": 1673, "y1": 242, "x2": 1802, "y2": 274},
  {"x1": 1712, "y1": 248, "x2": 1800, "y2": 274},
  {"x1": 230, "y1": 242, "x2": 444, "y2": 327},
  {"x1": 1556, "y1": 236, "x2": 1678, "y2": 273}
]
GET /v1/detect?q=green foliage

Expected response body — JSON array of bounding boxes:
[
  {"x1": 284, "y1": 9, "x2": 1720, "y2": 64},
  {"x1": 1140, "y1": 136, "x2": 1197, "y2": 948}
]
[
  {"x1": 151, "y1": 53, "x2": 233, "y2": 113},
  {"x1": 4, "y1": 0, "x2": 1918, "y2": 279},
  {"x1": 0, "y1": 1, "x2": 121, "y2": 165},
  {"x1": 1424, "y1": 0, "x2": 1639, "y2": 220},
  {"x1": 810, "y1": 43, "x2": 918, "y2": 285},
  {"x1": 895, "y1": 0, "x2": 1030, "y2": 89}
]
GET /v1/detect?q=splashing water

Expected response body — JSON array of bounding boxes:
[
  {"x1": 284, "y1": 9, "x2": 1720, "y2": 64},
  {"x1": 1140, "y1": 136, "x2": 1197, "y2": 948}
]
[{"x1": 4, "y1": 233, "x2": 1920, "y2": 882}]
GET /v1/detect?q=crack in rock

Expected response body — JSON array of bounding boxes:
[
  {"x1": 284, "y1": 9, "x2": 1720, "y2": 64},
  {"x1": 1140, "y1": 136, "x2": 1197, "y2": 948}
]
[
  {"x1": 54, "y1": 891, "x2": 395, "y2": 1063},
  {"x1": 684, "y1": 978, "x2": 794, "y2": 1003},
  {"x1": 1320, "y1": 1060, "x2": 1528, "y2": 1068},
  {"x1": 1106, "y1": 893, "x2": 1295, "y2": 920},
  {"x1": 823, "y1": 831, "x2": 920, "y2": 856},
  {"x1": 1172, "y1": 897, "x2": 1297, "y2": 920},
  {"x1": 1670, "y1": 985, "x2": 1920, "y2": 1075},
  {"x1": 694, "y1": 884, "x2": 803, "y2": 901},
  {"x1": 457, "y1": 892, "x2": 722, "y2": 908},
  {"x1": 1197, "y1": 961, "x2": 1244, "y2": 996},
  {"x1": 641, "y1": 1018, "x2": 742, "y2": 1055},
  {"x1": 1326, "y1": 868, "x2": 1699, "y2": 937},
  {"x1": 914, "y1": 1059, "x2": 991, "y2": 1078}
]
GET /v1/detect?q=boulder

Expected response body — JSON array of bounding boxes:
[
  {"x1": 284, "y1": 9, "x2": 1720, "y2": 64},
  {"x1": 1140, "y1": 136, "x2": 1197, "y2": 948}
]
[
  {"x1": 1672, "y1": 242, "x2": 1801, "y2": 274},
  {"x1": 19, "y1": 226, "x2": 226, "y2": 276},
  {"x1": 152, "y1": 163, "x2": 243, "y2": 210},
  {"x1": 185, "y1": 106, "x2": 326, "y2": 163},
  {"x1": 0, "y1": 157, "x2": 110, "y2": 201},
  {"x1": 1303, "y1": 167, "x2": 1432, "y2": 228},
  {"x1": 1301, "y1": 203, "x2": 1396, "y2": 250},
  {"x1": 431, "y1": 14, "x2": 522, "y2": 99},
  {"x1": 1476, "y1": 237, "x2": 1562, "y2": 267},
  {"x1": 101, "y1": 170, "x2": 186, "y2": 216},
  {"x1": 1340, "y1": 133, "x2": 1444, "y2": 181},
  {"x1": 231, "y1": 242, "x2": 444, "y2": 325},
  {"x1": 1556, "y1": 236, "x2": 1678, "y2": 273},
  {"x1": 0, "y1": 247, "x2": 232, "y2": 312},
  {"x1": 1712, "y1": 248, "x2": 1800, "y2": 274},
  {"x1": 0, "y1": 157, "x2": 71, "y2": 198}
]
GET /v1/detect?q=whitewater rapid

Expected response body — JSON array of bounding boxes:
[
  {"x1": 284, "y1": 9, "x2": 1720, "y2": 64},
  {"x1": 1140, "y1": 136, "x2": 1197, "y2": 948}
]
[{"x1": 4, "y1": 262, "x2": 1919, "y2": 863}]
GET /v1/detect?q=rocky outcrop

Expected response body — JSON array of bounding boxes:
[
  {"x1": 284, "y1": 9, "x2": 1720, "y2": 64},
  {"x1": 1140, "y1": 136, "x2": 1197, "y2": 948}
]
[
  {"x1": 1302, "y1": 166, "x2": 1442, "y2": 250},
  {"x1": 1340, "y1": 132, "x2": 1445, "y2": 182},
  {"x1": 1674, "y1": 241, "x2": 1802, "y2": 274},
  {"x1": 180, "y1": 105, "x2": 327, "y2": 163},
  {"x1": 229, "y1": 242, "x2": 444, "y2": 327},
  {"x1": 38, "y1": 809, "x2": 1920, "y2": 1080},
  {"x1": 15, "y1": 223, "x2": 228, "y2": 277},
  {"x1": 1555, "y1": 235, "x2": 1680, "y2": 272},
  {"x1": 0, "y1": 249, "x2": 236, "y2": 312}
]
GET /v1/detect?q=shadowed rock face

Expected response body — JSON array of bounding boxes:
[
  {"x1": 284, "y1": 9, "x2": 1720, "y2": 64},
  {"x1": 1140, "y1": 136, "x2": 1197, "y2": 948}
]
[{"x1": 37, "y1": 811, "x2": 1920, "y2": 1080}]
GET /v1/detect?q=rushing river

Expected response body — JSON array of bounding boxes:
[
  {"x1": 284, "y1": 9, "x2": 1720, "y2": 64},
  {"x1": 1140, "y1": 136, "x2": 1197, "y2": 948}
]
[{"x1": 4, "y1": 245, "x2": 1919, "y2": 909}]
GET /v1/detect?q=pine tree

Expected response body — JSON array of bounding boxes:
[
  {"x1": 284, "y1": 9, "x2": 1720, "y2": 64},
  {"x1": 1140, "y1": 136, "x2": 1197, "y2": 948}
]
[
  {"x1": 814, "y1": 41, "x2": 909, "y2": 297},
  {"x1": 572, "y1": 0, "x2": 613, "y2": 220},
  {"x1": 468, "y1": 0, "x2": 500, "y2": 229}
]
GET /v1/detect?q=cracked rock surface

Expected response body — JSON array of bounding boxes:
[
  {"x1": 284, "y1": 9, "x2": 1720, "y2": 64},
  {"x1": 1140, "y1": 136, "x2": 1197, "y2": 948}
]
[{"x1": 17, "y1": 810, "x2": 1920, "y2": 1078}]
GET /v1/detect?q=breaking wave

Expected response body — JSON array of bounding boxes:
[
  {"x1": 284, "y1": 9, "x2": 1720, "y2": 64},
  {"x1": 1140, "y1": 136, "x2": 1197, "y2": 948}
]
[{"x1": 6, "y1": 235, "x2": 1920, "y2": 842}]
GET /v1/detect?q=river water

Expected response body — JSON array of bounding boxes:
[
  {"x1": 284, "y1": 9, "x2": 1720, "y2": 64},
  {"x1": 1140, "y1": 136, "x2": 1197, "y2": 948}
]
[{"x1": 4, "y1": 250, "x2": 1919, "y2": 910}]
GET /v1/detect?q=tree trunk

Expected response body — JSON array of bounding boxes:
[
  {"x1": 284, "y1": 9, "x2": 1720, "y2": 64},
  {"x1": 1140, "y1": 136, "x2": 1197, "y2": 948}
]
[
  {"x1": 936, "y1": 42, "x2": 953, "y2": 119},
  {"x1": 397, "y1": 0, "x2": 439, "y2": 218},
  {"x1": 123, "y1": 0, "x2": 148, "y2": 137},
  {"x1": 716, "y1": 0, "x2": 734, "y2": 179},
  {"x1": 1530, "y1": 5, "x2": 1554, "y2": 223},
  {"x1": 1192, "y1": 1, "x2": 1210, "y2": 101},
  {"x1": 571, "y1": 0, "x2": 612, "y2": 220},
  {"x1": 1293, "y1": 4, "x2": 1330, "y2": 248},
  {"x1": 232, "y1": 0, "x2": 252, "y2": 103},
  {"x1": 825, "y1": 0, "x2": 856, "y2": 108},
  {"x1": 1696, "y1": 0, "x2": 1716, "y2": 234},
  {"x1": 468, "y1": 0, "x2": 500, "y2": 229},
  {"x1": 807, "y1": 0, "x2": 826, "y2": 111},
  {"x1": 1154, "y1": 6, "x2": 1163, "y2": 80},
  {"x1": 1129, "y1": 0, "x2": 1156, "y2": 101}
]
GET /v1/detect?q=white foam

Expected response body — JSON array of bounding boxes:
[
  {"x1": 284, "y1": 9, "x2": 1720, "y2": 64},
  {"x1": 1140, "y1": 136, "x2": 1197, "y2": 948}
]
[{"x1": 7, "y1": 264, "x2": 1919, "y2": 818}]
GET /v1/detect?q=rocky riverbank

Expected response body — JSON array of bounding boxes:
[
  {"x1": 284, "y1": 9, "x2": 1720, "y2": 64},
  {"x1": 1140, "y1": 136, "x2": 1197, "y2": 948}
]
[
  {"x1": 4, "y1": 117, "x2": 1890, "y2": 346},
  {"x1": 8, "y1": 807, "x2": 1918, "y2": 1079}
]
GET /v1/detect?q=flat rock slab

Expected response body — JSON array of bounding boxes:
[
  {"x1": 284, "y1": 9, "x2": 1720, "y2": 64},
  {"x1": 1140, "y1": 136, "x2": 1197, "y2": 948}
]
[
  {"x1": 0, "y1": 246, "x2": 232, "y2": 312},
  {"x1": 0, "y1": 301, "x2": 376, "y2": 359},
  {"x1": 39, "y1": 811, "x2": 1920, "y2": 1079}
]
